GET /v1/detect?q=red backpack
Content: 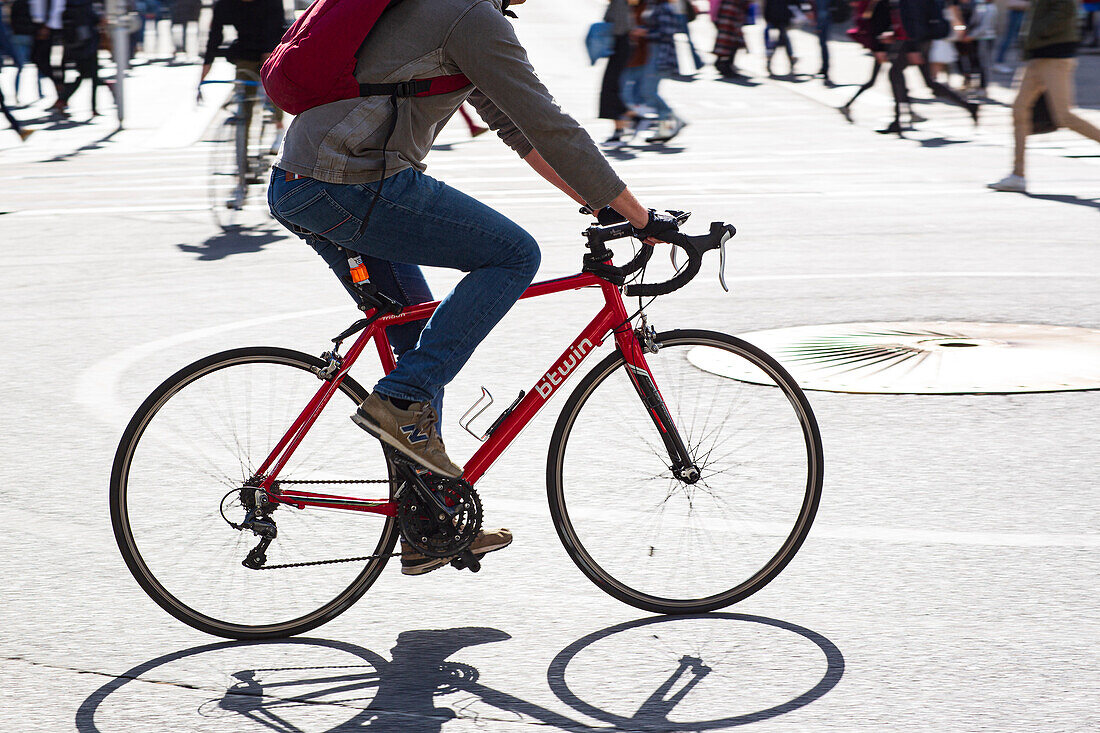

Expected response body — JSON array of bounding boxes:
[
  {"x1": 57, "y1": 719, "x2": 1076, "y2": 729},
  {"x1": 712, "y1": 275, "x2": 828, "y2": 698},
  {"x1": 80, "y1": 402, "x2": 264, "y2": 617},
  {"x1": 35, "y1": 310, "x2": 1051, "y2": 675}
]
[{"x1": 261, "y1": 0, "x2": 471, "y2": 115}]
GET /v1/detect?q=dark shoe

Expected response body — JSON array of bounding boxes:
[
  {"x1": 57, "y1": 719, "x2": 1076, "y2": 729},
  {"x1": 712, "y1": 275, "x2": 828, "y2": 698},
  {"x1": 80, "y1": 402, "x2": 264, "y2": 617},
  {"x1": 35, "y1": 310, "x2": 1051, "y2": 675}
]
[
  {"x1": 876, "y1": 120, "x2": 904, "y2": 135},
  {"x1": 401, "y1": 528, "x2": 513, "y2": 575},
  {"x1": 967, "y1": 102, "x2": 980, "y2": 126},
  {"x1": 838, "y1": 104, "x2": 852, "y2": 123},
  {"x1": 352, "y1": 393, "x2": 462, "y2": 477}
]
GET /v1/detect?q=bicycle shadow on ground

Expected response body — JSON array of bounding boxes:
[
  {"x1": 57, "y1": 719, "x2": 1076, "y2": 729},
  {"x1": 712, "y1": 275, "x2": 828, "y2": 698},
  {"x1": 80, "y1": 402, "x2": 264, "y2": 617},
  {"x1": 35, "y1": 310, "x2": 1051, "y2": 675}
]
[
  {"x1": 74, "y1": 614, "x2": 843, "y2": 732},
  {"x1": 176, "y1": 225, "x2": 285, "y2": 261}
]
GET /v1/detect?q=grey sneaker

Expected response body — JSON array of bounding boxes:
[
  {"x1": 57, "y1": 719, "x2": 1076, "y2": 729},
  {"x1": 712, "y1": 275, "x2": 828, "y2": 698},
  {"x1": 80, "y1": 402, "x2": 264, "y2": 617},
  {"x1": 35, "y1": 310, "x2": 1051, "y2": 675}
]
[
  {"x1": 401, "y1": 528, "x2": 513, "y2": 575},
  {"x1": 352, "y1": 393, "x2": 462, "y2": 477},
  {"x1": 987, "y1": 174, "x2": 1026, "y2": 193}
]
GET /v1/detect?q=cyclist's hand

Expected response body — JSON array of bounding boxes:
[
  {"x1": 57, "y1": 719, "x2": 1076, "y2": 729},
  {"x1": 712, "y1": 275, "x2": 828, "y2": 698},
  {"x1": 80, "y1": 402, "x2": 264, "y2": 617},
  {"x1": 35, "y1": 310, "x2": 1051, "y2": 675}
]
[{"x1": 633, "y1": 210, "x2": 679, "y2": 245}]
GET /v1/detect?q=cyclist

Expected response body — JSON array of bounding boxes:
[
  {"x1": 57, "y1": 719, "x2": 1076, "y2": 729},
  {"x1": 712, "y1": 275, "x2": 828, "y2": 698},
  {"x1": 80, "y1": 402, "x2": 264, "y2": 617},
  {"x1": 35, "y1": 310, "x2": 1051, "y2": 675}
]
[
  {"x1": 199, "y1": 0, "x2": 286, "y2": 205},
  {"x1": 268, "y1": 0, "x2": 678, "y2": 575}
]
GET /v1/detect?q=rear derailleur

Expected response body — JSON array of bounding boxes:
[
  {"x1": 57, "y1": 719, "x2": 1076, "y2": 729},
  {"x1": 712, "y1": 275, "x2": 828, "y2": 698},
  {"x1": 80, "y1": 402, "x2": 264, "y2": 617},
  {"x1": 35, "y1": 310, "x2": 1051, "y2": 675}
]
[
  {"x1": 393, "y1": 458, "x2": 483, "y2": 572},
  {"x1": 222, "y1": 480, "x2": 280, "y2": 570}
]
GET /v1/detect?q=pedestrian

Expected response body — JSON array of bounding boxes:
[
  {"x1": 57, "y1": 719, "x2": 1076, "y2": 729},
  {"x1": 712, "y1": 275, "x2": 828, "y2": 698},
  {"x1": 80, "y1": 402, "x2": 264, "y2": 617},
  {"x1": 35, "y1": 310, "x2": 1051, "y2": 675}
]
[
  {"x1": 988, "y1": 0, "x2": 1100, "y2": 192},
  {"x1": 954, "y1": 0, "x2": 996, "y2": 93},
  {"x1": 993, "y1": 0, "x2": 1028, "y2": 71},
  {"x1": 814, "y1": 0, "x2": 834, "y2": 84},
  {"x1": 1083, "y1": 1, "x2": 1100, "y2": 46},
  {"x1": 55, "y1": 0, "x2": 102, "y2": 117},
  {"x1": 617, "y1": 0, "x2": 653, "y2": 138},
  {"x1": 7, "y1": 0, "x2": 41, "y2": 100},
  {"x1": 267, "y1": 0, "x2": 681, "y2": 574},
  {"x1": 1, "y1": 22, "x2": 33, "y2": 140},
  {"x1": 640, "y1": 0, "x2": 686, "y2": 142},
  {"x1": 763, "y1": 0, "x2": 800, "y2": 76},
  {"x1": 29, "y1": 0, "x2": 65, "y2": 106},
  {"x1": 170, "y1": 0, "x2": 200, "y2": 60},
  {"x1": 600, "y1": 0, "x2": 636, "y2": 145},
  {"x1": 457, "y1": 103, "x2": 489, "y2": 137},
  {"x1": 712, "y1": 0, "x2": 751, "y2": 78},
  {"x1": 199, "y1": 0, "x2": 286, "y2": 204},
  {"x1": 839, "y1": 0, "x2": 889, "y2": 119},
  {"x1": 878, "y1": 0, "x2": 979, "y2": 135}
]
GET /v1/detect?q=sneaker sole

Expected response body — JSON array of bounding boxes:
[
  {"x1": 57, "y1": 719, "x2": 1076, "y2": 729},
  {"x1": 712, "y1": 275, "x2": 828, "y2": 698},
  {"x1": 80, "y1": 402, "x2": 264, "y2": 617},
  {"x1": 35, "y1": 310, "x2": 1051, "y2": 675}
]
[
  {"x1": 351, "y1": 411, "x2": 462, "y2": 478},
  {"x1": 401, "y1": 538, "x2": 512, "y2": 575}
]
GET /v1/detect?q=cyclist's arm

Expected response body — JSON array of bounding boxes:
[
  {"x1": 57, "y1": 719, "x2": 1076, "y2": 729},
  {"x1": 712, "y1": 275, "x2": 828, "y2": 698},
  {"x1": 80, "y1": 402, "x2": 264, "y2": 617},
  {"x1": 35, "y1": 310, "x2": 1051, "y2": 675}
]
[
  {"x1": 445, "y1": 3, "x2": 626, "y2": 211},
  {"x1": 200, "y1": 3, "x2": 226, "y2": 79}
]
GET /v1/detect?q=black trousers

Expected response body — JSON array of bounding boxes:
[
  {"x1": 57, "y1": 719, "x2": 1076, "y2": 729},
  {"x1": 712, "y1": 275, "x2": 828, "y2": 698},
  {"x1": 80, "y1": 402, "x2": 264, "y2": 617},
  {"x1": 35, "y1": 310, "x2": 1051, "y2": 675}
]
[
  {"x1": 598, "y1": 34, "x2": 631, "y2": 121},
  {"x1": 30, "y1": 29, "x2": 60, "y2": 96},
  {"x1": 888, "y1": 41, "x2": 970, "y2": 123}
]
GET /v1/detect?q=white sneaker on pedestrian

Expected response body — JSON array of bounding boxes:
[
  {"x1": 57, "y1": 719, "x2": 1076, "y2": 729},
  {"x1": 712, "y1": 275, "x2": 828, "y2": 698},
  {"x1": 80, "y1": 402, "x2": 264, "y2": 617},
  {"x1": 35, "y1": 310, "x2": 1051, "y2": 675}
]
[{"x1": 987, "y1": 174, "x2": 1026, "y2": 193}]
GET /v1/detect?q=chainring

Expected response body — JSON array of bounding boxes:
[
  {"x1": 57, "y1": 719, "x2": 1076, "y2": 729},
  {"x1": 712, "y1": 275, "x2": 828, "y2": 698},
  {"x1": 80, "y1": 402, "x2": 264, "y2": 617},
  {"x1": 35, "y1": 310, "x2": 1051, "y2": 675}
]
[{"x1": 397, "y1": 477, "x2": 482, "y2": 558}]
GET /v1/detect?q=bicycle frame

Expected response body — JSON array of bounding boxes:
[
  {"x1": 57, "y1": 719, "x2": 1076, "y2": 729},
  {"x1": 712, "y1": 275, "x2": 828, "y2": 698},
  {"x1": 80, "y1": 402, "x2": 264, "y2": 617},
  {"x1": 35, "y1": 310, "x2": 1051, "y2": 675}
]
[{"x1": 252, "y1": 271, "x2": 685, "y2": 515}]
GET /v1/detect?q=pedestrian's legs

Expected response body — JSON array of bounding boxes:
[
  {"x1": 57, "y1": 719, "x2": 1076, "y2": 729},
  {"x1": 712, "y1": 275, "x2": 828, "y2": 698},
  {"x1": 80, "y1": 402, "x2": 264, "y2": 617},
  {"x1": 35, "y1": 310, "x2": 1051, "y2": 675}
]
[
  {"x1": 994, "y1": 9, "x2": 1024, "y2": 65},
  {"x1": 845, "y1": 60, "x2": 881, "y2": 108},
  {"x1": 599, "y1": 34, "x2": 631, "y2": 124},
  {"x1": 619, "y1": 65, "x2": 644, "y2": 114},
  {"x1": 816, "y1": 0, "x2": 831, "y2": 78},
  {"x1": 640, "y1": 57, "x2": 672, "y2": 120},
  {"x1": 1038, "y1": 58, "x2": 1100, "y2": 143},
  {"x1": 30, "y1": 30, "x2": 59, "y2": 99},
  {"x1": 887, "y1": 53, "x2": 911, "y2": 126},
  {"x1": 269, "y1": 168, "x2": 541, "y2": 404},
  {"x1": 779, "y1": 27, "x2": 794, "y2": 66},
  {"x1": 1, "y1": 84, "x2": 24, "y2": 135},
  {"x1": 1010, "y1": 60, "x2": 1045, "y2": 177}
]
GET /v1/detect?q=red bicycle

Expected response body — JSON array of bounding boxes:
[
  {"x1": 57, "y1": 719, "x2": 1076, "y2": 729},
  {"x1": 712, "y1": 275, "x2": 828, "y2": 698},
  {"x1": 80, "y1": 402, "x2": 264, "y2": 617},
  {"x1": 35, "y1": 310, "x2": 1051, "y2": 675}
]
[{"x1": 110, "y1": 215, "x2": 823, "y2": 639}]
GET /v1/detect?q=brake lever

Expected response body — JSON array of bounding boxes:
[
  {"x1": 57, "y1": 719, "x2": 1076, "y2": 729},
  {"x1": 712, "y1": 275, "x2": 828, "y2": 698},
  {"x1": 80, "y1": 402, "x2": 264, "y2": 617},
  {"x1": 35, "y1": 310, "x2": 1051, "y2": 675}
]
[{"x1": 718, "y1": 240, "x2": 729, "y2": 292}]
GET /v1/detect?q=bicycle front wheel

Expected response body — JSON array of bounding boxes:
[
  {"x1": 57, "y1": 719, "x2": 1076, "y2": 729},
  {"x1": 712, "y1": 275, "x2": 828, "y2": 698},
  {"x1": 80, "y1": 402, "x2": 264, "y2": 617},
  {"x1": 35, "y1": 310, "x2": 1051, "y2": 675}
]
[
  {"x1": 111, "y1": 347, "x2": 399, "y2": 639},
  {"x1": 547, "y1": 329, "x2": 823, "y2": 614}
]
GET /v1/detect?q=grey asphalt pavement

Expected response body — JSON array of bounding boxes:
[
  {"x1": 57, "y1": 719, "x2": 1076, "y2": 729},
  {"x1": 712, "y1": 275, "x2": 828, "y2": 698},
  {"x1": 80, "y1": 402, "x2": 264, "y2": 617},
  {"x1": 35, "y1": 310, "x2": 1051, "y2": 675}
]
[{"x1": 1, "y1": 2, "x2": 1098, "y2": 731}]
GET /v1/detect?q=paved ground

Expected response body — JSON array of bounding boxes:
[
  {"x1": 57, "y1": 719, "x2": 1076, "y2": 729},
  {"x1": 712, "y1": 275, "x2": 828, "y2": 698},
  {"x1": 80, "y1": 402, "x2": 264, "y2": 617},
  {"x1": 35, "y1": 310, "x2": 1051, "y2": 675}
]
[{"x1": 1, "y1": 2, "x2": 1098, "y2": 731}]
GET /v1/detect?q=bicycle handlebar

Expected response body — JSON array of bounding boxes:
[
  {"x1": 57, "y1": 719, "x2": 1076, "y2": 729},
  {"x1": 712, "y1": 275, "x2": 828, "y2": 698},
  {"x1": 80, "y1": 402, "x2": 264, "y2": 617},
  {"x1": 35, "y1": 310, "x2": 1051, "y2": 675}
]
[{"x1": 581, "y1": 212, "x2": 736, "y2": 297}]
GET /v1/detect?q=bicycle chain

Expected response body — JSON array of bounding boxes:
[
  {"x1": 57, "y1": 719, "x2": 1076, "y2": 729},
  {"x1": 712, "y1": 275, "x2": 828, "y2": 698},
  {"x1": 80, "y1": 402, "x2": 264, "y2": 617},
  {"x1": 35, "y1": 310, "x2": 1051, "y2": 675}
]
[
  {"x1": 253, "y1": 478, "x2": 396, "y2": 569},
  {"x1": 256, "y1": 551, "x2": 401, "y2": 570}
]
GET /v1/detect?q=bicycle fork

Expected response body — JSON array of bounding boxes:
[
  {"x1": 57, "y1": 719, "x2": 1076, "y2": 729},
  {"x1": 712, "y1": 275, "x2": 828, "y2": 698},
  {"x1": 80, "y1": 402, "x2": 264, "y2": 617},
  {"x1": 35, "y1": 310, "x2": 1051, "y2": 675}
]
[{"x1": 617, "y1": 321, "x2": 700, "y2": 484}]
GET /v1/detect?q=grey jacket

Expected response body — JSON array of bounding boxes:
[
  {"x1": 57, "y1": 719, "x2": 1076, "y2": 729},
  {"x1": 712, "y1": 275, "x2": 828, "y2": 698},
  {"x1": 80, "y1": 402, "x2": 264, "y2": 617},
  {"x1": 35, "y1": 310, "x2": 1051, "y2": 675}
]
[{"x1": 275, "y1": 0, "x2": 626, "y2": 210}]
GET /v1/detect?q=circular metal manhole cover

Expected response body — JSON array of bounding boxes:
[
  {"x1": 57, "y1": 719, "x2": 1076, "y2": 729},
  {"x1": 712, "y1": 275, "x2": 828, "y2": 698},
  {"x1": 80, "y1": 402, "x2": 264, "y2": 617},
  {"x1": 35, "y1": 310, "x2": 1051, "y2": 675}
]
[{"x1": 689, "y1": 322, "x2": 1100, "y2": 394}]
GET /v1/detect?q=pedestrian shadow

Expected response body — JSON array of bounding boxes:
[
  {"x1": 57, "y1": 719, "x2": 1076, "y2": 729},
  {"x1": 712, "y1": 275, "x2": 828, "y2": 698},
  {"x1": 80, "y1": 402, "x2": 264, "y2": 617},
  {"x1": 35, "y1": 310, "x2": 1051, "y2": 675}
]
[
  {"x1": 39, "y1": 128, "x2": 120, "y2": 163},
  {"x1": 1024, "y1": 192, "x2": 1100, "y2": 211},
  {"x1": 916, "y1": 136, "x2": 970, "y2": 148},
  {"x1": 715, "y1": 76, "x2": 763, "y2": 87},
  {"x1": 605, "y1": 143, "x2": 687, "y2": 161},
  {"x1": 176, "y1": 225, "x2": 285, "y2": 260},
  {"x1": 74, "y1": 614, "x2": 843, "y2": 732}
]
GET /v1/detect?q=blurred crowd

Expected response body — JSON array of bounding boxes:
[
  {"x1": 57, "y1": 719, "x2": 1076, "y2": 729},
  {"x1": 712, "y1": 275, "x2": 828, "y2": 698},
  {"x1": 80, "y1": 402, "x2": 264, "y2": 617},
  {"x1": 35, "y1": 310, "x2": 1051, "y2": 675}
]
[{"x1": 1, "y1": 0, "x2": 1098, "y2": 187}]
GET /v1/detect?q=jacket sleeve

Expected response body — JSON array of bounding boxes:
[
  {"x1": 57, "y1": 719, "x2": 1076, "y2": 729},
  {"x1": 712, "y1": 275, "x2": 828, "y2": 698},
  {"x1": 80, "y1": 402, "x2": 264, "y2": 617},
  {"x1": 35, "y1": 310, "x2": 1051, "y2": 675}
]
[
  {"x1": 466, "y1": 89, "x2": 535, "y2": 158},
  {"x1": 444, "y1": 1, "x2": 626, "y2": 209}
]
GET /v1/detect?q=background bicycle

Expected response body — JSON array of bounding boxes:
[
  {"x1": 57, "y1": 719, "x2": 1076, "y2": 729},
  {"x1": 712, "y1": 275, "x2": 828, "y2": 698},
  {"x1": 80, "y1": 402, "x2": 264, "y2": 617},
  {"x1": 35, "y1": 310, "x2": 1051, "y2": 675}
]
[{"x1": 201, "y1": 71, "x2": 279, "y2": 231}]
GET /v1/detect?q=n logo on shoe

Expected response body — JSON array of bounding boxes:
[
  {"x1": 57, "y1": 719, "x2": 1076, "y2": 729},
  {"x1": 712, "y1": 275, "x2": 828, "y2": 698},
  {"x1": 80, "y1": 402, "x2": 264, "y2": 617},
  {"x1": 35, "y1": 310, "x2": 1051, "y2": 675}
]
[{"x1": 399, "y1": 424, "x2": 430, "y2": 445}]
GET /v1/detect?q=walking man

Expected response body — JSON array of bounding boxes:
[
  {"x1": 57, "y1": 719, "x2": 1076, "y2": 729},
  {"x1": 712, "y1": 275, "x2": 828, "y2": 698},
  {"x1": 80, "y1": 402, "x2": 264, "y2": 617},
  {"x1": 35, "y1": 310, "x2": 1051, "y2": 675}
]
[{"x1": 988, "y1": 0, "x2": 1100, "y2": 192}]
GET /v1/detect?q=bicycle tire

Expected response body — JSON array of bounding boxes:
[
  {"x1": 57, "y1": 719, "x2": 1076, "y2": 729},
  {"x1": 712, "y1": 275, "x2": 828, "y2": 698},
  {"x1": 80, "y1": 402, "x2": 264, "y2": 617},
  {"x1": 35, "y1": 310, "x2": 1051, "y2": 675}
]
[
  {"x1": 111, "y1": 346, "x2": 399, "y2": 639},
  {"x1": 207, "y1": 112, "x2": 245, "y2": 230},
  {"x1": 547, "y1": 329, "x2": 823, "y2": 615}
]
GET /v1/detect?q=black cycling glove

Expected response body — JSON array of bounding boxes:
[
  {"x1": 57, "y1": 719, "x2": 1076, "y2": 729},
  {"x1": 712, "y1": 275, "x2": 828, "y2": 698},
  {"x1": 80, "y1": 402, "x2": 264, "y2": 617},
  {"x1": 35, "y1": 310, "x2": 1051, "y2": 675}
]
[{"x1": 633, "y1": 210, "x2": 679, "y2": 241}]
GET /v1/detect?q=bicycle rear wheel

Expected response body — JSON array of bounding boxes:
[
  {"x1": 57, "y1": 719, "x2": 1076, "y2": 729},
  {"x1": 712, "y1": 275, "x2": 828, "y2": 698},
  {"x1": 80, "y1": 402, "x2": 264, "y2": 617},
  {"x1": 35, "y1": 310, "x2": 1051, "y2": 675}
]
[
  {"x1": 207, "y1": 110, "x2": 246, "y2": 230},
  {"x1": 547, "y1": 329, "x2": 823, "y2": 614},
  {"x1": 111, "y1": 347, "x2": 398, "y2": 639}
]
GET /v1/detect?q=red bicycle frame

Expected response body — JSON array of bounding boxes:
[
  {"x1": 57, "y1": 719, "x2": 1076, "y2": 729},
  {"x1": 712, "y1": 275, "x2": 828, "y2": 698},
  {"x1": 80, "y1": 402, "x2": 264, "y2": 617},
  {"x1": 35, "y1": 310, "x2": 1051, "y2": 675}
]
[{"x1": 251, "y1": 271, "x2": 675, "y2": 516}]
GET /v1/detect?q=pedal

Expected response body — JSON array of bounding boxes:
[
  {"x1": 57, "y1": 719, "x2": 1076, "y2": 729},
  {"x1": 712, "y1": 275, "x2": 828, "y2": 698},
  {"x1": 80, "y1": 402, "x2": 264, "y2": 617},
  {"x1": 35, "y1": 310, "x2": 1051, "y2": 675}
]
[{"x1": 451, "y1": 549, "x2": 481, "y2": 573}]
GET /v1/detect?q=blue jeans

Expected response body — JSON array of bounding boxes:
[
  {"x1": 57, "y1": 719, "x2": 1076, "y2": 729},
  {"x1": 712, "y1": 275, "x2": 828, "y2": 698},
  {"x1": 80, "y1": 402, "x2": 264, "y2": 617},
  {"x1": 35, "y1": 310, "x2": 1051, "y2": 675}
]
[
  {"x1": 620, "y1": 56, "x2": 672, "y2": 119},
  {"x1": 995, "y1": 9, "x2": 1025, "y2": 65},
  {"x1": 268, "y1": 167, "x2": 541, "y2": 407},
  {"x1": 815, "y1": 0, "x2": 832, "y2": 76}
]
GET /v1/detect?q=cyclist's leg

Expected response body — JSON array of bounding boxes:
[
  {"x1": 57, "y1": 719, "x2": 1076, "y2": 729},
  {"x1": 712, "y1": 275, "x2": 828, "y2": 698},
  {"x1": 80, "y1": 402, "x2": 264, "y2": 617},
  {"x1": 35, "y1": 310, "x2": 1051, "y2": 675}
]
[
  {"x1": 269, "y1": 167, "x2": 540, "y2": 405},
  {"x1": 234, "y1": 60, "x2": 258, "y2": 178}
]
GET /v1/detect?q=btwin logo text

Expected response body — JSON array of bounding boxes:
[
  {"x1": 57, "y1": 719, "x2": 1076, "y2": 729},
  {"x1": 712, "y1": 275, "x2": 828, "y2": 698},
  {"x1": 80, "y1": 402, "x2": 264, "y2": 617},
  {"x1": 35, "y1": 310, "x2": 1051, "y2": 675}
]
[{"x1": 536, "y1": 339, "x2": 594, "y2": 399}]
